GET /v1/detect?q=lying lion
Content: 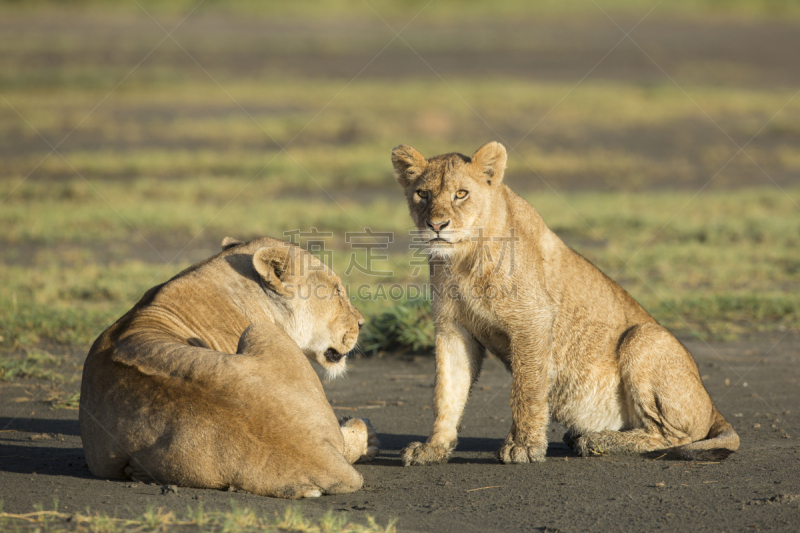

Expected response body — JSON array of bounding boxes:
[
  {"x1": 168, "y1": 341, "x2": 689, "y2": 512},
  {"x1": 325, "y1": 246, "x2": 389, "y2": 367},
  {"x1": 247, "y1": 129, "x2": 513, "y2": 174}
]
[
  {"x1": 392, "y1": 142, "x2": 739, "y2": 465},
  {"x1": 80, "y1": 237, "x2": 378, "y2": 498}
]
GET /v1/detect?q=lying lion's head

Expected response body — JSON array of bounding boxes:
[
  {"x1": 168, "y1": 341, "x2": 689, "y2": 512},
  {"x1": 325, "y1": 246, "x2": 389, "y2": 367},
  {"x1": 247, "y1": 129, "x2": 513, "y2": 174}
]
[
  {"x1": 391, "y1": 142, "x2": 508, "y2": 259},
  {"x1": 224, "y1": 237, "x2": 364, "y2": 379}
]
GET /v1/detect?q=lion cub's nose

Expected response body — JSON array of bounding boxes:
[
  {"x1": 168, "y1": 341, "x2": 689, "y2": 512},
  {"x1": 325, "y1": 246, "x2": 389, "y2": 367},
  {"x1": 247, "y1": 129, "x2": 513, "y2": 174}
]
[
  {"x1": 357, "y1": 317, "x2": 365, "y2": 330},
  {"x1": 426, "y1": 220, "x2": 450, "y2": 233}
]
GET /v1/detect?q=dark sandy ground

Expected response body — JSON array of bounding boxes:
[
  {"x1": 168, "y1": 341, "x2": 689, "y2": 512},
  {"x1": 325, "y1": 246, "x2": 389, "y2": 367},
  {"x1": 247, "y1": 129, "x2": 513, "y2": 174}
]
[{"x1": 1, "y1": 333, "x2": 798, "y2": 532}]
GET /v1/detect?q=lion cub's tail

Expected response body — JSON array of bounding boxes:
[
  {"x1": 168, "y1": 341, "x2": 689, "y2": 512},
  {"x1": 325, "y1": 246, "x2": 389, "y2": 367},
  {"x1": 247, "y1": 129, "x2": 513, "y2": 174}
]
[{"x1": 673, "y1": 408, "x2": 740, "y2": 461}]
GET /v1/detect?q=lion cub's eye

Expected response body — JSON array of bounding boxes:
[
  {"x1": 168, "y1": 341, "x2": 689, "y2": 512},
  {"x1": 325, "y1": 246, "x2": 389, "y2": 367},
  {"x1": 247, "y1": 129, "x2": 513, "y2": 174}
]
[
  {"x1": 417, "y1": 190, "x2": 429, "y2": 199},
  {"x1": 455, "y1": 190, "x2": 468, "y2": 199}
]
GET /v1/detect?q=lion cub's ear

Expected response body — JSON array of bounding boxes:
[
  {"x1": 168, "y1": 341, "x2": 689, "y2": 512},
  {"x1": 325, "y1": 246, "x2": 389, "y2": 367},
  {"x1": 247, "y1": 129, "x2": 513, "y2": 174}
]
[
  {"x1": 471, "y1": 142, "x2": 507, "y2": 185},
  {"x1": 252, "y1": 246, "x2": 293, "y2": 295},
  {"x1": 221, "y1": 236, "x2": 243, "y2": 251},
  {"x1": 391, "y1": 144, "x2": 427, "y2": 188}
]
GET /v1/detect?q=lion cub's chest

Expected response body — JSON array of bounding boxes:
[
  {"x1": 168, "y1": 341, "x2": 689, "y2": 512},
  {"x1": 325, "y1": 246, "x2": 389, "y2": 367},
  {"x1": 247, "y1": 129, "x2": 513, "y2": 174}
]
[{"x1": 449, "y1": 284, "x2": 512, "y2": 360}]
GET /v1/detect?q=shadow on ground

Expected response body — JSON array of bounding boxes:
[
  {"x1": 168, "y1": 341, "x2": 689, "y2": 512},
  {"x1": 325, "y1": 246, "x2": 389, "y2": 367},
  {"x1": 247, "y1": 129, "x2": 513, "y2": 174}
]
[{"x1": 0, "y1": 417, "x2": 80, "y2": 436}]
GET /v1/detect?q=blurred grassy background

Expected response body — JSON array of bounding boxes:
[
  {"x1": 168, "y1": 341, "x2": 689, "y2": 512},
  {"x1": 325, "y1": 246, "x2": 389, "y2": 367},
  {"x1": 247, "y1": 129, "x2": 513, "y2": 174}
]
[{"x1": 1, "y1": 0, "x2": 799, "y2": 361}]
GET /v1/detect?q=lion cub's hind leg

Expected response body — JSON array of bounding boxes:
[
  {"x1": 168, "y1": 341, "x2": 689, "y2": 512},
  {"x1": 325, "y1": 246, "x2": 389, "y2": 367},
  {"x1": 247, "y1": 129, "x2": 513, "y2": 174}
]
[
  {"x1": 568, "y1": 323, "x2": 712, "y2": 457},
  {"x1": 567, "y1": 427, "x2": 690, "y2": 457},
  {"x1": 340, "y1": 417, "x2": 379, "y2": 464}
]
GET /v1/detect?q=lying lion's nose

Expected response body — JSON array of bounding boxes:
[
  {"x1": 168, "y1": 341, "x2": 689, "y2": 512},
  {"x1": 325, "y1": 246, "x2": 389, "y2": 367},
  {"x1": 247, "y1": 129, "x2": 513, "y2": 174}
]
[
  {"x1": 357, "y1": 317, "x2": 365, "y2": 330},
  {"x1": 325, "y1": 348, "x2": 344, "y2": 363},
  {"x1": 426, "y1": 220, "x2": 450, "y2": 233}
]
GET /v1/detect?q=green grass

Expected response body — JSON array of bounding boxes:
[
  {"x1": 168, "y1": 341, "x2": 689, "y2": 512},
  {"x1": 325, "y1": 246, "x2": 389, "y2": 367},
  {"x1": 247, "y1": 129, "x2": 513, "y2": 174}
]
[
  {"x1": 0, "y1": 503, "x2": 396, "y2": 533},
  {"x1": 0, "y1": 7, "x2": 799, "y2": 359},
  {"x1": 0, "y1": 349, "x2": 77, "y2": 382},
  {"x1": 44, "y1": 390, "x2": 80, "y2": 410},
  {"x1": 2, "y1": 81, "x2": 798, "y2": 193},
  {"x1": 2, "y1": 188, "x2": 797, "y2": 352},
  {"x1": 361, "y1": 299, "x2": 435, "y2": 355}
]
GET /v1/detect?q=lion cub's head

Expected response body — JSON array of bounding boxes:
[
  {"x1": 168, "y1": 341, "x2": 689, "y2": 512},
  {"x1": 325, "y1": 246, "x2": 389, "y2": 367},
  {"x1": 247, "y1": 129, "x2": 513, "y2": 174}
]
[
  {"x1": 226, "y1": 238, "x2": 364, "y2": 379},
  {"x1": 391, "y1": 142, "x2": 508, "y2": 258}
]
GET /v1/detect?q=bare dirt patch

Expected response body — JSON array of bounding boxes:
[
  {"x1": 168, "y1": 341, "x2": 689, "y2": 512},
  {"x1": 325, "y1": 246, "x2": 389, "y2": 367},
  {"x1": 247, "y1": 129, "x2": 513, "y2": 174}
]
[{"x1": 1, "y1": 334, "x2": 798, "y2": 531}]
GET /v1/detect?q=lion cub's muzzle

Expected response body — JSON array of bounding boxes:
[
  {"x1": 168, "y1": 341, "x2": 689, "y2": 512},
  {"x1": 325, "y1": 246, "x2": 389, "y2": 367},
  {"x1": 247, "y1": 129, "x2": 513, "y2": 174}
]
[
  {"x1": 325, "y1": 347, "x2": 345, "y2": 363},
  {"x1": 422, "y1": 229, "x2": 456, "y2": 244}
]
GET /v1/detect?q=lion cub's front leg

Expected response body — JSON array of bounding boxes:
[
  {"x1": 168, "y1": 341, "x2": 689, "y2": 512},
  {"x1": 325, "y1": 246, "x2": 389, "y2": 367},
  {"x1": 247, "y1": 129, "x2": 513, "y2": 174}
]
[
  {"x1": 496, "y1": 344, "x2": 551, "y2": 463},
  {"x1": 401, "y1": 323, "x2": 484, "y2": 466}
]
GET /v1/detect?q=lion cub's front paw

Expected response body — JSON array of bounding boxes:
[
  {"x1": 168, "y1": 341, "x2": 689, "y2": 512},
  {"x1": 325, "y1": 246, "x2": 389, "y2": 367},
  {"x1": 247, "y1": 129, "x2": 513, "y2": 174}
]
[
  {"x1": 401, "y1": 441, "x2": 453, "y2": 466},
  {"x1": 496, "y1": 440, "x2": 546, "y2": 464}
]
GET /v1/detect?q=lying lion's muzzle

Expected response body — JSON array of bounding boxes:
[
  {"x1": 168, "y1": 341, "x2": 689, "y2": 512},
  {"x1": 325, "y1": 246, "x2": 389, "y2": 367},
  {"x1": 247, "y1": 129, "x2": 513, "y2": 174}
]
[{"x1": 324, "y1": 348, "x2": 344, "y2": 363}]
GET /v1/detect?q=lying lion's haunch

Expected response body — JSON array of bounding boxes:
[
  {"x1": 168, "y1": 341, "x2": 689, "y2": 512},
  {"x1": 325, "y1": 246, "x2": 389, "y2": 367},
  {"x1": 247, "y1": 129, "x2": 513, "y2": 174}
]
[
  {"x1": 79, "y1": 237, "x2": 378, "y2": 498},
  {"x1": 392, "y1": 142, "x2": 739, "y2": 465}
]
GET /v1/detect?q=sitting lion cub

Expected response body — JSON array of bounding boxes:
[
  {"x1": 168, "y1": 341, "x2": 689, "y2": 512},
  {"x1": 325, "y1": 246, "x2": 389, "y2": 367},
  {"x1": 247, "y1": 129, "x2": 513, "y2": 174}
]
[
  {"x1": 392, "y1": 142, "x2": 739, "y2": 465},
  {"x1": 80, "y1": 237, "x2": 378, "y2": 498}
]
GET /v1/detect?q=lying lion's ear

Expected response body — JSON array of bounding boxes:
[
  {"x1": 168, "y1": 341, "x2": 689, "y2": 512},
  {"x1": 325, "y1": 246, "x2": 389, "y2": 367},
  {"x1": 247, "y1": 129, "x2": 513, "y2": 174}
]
[
  {"x1": 221, "y1": 236, "x2": 243, "y2": 251},
  {"x1": 252, "y1": 246, "x2": 292, "y2": 295},
  {"x1": 471, "y1": 142, "x2": 507, "y2": 186},
  {"x1": 391, "y1": 144, "x2": 427, "y2": 188}
]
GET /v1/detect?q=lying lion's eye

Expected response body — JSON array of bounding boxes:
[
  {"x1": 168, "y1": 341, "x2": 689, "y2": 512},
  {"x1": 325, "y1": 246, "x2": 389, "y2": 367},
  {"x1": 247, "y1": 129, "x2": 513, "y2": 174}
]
[
  {"x1": 417, "y1": 190, "x2": 429, "y2": 199},
  {"x1": 455, "y1": 190, "x2": 468, "y2": 199}
]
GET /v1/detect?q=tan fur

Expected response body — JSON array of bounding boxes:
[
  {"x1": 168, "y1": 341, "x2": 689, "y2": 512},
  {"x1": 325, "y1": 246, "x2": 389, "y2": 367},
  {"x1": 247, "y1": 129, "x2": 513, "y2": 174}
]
[
  {"x1": 340, "y1": 417, "x2": 380, "y2": 464},
  {"x1": 392, "y1": 142, "x2": 739, "y2": 465},
  {"x1": 79, "y1": 237, "x2": 379, "y2": 498}
]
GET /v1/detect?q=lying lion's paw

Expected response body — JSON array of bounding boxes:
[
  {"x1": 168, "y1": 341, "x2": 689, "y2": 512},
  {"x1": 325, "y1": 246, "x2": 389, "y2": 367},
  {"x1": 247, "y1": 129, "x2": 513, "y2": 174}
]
[
  {"x1": 278, "y1": 483, "x2": 324, "y2": 499},
  {"x1": 340, "y1": 417, "x2": 380, "y2": 464},
  {"x1": 401, "y1": 441, "x2": 453, "y2": 466},
  {"x1": 359, "y1": 418, "x2": 380, "y2": 462},
  {"x1": 496, "y1": 440, "x2": 546, "y2": 464},
  {"x1": 294, "y1": 484, "x2": 323, "y2": 499},
  {"x1": 301, "y1": 488, "x2": 323, "y2": 498}
]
